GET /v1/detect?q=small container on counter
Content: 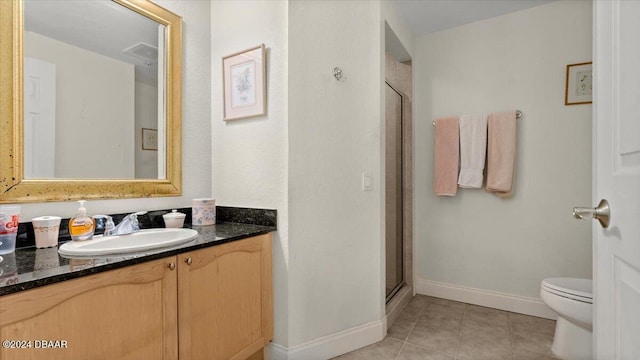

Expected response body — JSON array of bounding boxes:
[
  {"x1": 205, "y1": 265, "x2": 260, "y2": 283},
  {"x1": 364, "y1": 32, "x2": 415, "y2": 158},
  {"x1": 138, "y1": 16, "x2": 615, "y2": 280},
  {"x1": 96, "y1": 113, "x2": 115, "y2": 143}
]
[
  {"x1": 0, "y1": 205, "x2": 20, "y2": 255},
  {"x1": 32, "y1": 216, "x2": 62, "y2": 248},
  {"x1": 69, "y1": 200, "x2": 95, "y2": 241},
  {"x1": 163, "y1": 210, "x2": 186, "y2": 228},
  {"x1": 192, "y1": 198, "x2": 215, "y2": 226}
]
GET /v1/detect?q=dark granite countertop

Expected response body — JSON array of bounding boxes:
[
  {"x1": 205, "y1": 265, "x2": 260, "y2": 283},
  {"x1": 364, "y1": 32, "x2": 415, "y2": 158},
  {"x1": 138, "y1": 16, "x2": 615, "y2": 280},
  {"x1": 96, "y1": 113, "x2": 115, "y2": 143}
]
[{"x1": 0, "y1": 206, "x2": 276, "y2": 296}]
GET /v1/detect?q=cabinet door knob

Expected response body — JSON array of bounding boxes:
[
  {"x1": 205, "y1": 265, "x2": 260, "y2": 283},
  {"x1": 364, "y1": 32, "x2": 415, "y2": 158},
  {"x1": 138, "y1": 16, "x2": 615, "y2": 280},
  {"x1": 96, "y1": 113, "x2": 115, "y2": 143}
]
[
  {"x1": 168, "y1": 262, "x2": 176, "y2": 270},
  {"x1": 185, "y1": 257, "x2": 192, "y2": 265}
]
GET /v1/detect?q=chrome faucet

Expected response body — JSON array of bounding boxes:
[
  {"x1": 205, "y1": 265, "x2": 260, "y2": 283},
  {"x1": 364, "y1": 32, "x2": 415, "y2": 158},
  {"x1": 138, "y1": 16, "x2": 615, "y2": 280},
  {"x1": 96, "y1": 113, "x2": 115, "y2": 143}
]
[
  {"x1": 102, "y1": 211, "x2": 148, "y2": 236},
  {"x1": 93, "y1": 215, "x2": 115, "y2": 236}
]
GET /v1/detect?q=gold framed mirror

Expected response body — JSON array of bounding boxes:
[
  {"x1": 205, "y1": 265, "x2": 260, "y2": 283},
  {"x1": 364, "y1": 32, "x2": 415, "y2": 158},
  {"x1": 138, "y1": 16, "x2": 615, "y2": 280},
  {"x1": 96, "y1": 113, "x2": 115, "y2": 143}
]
[{"x1": 0, "y1": 0, "x2": 182, "y2": 203}]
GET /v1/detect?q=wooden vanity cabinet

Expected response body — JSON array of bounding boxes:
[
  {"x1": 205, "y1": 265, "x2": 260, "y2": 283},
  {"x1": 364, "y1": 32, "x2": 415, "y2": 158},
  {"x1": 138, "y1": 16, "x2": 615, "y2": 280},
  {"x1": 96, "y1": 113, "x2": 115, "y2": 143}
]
[
  {"x1": 0, "y1": 257, "x2": 179, "y2": 360},
  {"x1": 177, "y1": 233, "x2": 273, "y2": 360},
  {"x1": 0, "y1": 233, "x2": 273, "y2": 360}
]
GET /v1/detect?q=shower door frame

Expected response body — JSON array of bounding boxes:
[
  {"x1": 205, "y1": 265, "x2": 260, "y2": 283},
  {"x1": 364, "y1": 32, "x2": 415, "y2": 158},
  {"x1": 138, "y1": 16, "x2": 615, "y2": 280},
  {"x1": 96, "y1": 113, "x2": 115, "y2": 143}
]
[{"x1": 384, "y1": 80, "x2": 413, "y2": 306}]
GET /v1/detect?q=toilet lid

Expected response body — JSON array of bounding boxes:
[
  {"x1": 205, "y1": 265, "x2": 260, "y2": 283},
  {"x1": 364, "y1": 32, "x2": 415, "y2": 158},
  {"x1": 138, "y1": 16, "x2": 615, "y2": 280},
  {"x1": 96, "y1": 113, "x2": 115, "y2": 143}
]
[{"x1": 542, "y1": 278, "x2": 592, "y2": 302}]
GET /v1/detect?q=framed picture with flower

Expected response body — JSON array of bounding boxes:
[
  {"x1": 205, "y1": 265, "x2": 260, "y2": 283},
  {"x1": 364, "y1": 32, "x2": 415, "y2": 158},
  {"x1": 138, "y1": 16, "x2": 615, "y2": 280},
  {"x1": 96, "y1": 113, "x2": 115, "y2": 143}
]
[
  {"x1": 222, "y1": 44, "x2": 267, "y2": 120},
  {"x1": 565, "y1": 62, "x2": 592, "y2": 105}
]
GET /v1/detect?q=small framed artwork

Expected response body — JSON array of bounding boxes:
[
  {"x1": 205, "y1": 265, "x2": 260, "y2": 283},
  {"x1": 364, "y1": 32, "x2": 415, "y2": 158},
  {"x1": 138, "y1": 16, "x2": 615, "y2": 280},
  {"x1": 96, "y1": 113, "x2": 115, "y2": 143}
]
[
  {"x1": 222, "y1": 44, "x2": 267, "y2": 121},
  {"x1": 142, "y1": 128, "x2": 158, "y2": 151},
  {"x1": 565, "y1": 62, "x2": 592, "y2": 105}
]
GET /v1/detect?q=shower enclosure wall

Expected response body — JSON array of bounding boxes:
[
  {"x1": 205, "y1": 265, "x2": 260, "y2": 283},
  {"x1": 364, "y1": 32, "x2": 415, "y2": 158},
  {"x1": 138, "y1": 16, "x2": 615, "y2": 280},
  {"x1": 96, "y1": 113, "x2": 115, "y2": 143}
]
[{"x1": 384, "y1": 50, "x2": 413, "y2": 327}]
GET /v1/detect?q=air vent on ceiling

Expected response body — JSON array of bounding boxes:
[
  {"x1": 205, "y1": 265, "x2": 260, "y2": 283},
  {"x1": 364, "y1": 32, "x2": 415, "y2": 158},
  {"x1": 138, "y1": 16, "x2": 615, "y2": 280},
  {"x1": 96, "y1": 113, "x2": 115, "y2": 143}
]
[{"x1": 123, "y1": 42, "x2": 158, "y2": 62}]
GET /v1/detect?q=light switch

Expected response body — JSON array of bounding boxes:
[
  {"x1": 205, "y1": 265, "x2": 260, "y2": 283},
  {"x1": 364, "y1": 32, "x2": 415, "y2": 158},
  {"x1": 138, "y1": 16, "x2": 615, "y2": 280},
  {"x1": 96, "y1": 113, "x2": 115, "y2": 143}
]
[{"x1": 362, "y1": 173, "x2": 372, "y2": 191}]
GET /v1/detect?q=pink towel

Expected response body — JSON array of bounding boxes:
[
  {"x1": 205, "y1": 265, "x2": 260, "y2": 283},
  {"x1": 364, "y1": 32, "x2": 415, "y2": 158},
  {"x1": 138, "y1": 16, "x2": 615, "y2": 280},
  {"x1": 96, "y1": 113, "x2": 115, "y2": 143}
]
[
  {"x1": 486, "y1": 111, "x2": 516, "y2": 197},
  {"x1": 433, "y1": 117, "x2": 459, "y2": 196}
]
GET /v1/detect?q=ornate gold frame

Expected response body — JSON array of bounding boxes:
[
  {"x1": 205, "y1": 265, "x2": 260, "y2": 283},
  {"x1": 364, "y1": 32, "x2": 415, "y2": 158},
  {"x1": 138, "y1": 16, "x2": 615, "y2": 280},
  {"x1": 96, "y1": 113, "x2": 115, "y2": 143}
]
[{"x1": 0, "y1": 0, "x2": 182, "y2": 204}]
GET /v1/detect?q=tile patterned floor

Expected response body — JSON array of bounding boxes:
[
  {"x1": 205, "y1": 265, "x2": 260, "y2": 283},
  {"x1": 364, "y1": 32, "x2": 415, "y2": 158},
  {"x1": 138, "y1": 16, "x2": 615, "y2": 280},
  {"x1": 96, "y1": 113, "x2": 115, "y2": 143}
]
[{"x1": 333, "y1": 295, "x2": 558, "y2": 360}]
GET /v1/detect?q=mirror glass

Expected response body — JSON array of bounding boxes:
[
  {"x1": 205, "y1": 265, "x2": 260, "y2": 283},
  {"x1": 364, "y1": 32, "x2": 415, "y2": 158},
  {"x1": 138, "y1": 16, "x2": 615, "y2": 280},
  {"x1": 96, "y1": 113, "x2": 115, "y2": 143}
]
[
  {"x1": 23, "y1": 0, "x2": 166, "y2": 180},
  {"x1": 0, "y1": 0, "x2": 181, "y2": 203}
]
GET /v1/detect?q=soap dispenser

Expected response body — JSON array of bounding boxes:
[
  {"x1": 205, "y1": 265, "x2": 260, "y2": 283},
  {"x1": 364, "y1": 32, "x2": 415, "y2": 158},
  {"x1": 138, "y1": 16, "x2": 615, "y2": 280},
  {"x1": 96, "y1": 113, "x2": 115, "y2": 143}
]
[{"x1": 69, "y1": 200, "x2": 95, "y2": 241}]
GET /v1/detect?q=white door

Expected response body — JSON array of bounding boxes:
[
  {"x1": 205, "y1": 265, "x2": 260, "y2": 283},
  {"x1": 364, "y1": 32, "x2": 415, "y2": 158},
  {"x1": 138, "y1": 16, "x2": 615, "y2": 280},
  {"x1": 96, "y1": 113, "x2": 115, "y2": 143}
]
[
  {"x1": 24, "y1": 57, "x2": 56, "y2": 178},
  {"x1": 593, "y1": 1, "x2": 640, "y2": 358}
]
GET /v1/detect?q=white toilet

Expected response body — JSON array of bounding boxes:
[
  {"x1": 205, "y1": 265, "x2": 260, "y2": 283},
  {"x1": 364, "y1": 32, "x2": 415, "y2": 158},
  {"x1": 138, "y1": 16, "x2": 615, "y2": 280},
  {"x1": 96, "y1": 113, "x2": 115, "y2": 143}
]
[{"x1": 540, "y1": 278, "x2": 593, "y2": 360}]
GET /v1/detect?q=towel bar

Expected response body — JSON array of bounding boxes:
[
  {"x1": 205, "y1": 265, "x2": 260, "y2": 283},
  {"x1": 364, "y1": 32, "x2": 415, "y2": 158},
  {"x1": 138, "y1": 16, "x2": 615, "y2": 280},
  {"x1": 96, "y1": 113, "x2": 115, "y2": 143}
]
[{"x1": 432, "y1": 110, "x2": 522, "y2": 126}]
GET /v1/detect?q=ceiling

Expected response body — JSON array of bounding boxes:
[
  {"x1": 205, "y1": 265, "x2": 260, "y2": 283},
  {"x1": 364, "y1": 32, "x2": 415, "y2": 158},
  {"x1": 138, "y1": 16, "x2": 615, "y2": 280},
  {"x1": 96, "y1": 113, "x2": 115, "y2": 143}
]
[
  {"x1": 24, "y1": 0, "x2": 161, "y2": 85},
  {"x1": 393, "y1": 0, "x2": 556, "y2": 36}
]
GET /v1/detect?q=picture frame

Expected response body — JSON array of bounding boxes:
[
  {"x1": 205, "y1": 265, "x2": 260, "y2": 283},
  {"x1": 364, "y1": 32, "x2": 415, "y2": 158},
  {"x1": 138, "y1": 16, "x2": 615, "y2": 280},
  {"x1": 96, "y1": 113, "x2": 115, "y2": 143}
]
[
  {"x1": 565, "y1": 62, "x2": 593, "y2": 105},
  {"x1": 142, "y1": 128, "x2": 158, "y2": 151},
  {"x1": 222, "y1": 44, "x2": 266, "y2": 121}
]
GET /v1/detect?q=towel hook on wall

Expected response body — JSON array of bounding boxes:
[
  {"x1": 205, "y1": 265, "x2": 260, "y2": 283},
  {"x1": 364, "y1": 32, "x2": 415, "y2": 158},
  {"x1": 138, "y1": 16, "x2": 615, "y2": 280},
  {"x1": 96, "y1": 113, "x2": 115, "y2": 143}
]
[
  {"x1": 333, "y1": 67, "x2": 346, "y2": 82},
  {"x1": 432, "y1": 110, "x2": 523, "y2": 126}
]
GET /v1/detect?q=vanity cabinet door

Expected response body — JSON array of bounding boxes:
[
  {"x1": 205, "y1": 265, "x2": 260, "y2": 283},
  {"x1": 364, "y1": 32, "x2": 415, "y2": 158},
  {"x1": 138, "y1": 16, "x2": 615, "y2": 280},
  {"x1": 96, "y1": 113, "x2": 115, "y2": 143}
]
[
  {"x1": 0, "y1": 256, "x2": 178, "y2": 360},
  {"x1": 178, "y1": 234, "x2": 273, "y2": 360}
]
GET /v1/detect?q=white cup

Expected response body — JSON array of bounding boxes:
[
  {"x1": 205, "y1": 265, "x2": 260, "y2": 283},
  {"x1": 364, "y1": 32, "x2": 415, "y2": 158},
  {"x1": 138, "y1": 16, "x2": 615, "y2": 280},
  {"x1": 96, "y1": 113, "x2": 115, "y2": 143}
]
[
  {"x1": 32, "y1": 216, "x2": 62, "y2": 249},
  {"x1": 192, "y1": 198, "x2": 215, "y2": 226}
]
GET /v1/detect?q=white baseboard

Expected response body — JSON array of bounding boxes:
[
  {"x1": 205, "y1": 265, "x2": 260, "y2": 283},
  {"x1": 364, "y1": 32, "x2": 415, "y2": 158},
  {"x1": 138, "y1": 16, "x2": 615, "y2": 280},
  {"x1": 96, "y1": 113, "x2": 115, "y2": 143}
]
[
  {"x1": 415, "y1": 278, "x2": 557, "y2": 320},
  {"x1": 265, "y1": 318, "x2": 386, "y2": 360}
]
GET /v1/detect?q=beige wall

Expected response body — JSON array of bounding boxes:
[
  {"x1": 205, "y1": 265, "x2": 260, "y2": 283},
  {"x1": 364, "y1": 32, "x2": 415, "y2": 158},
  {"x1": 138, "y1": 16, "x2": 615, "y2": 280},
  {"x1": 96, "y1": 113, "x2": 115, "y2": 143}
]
[
  {"x1": 210, "y1": 0, "x2": 415, "y2": 350},
  {"x1": 413, "y1": 0, "x2": 593, "y2": 298},
  {"x1": 288, "y1": 0, "x2": 383, "y2": 346},
  {"x1": 209, "y1": 0, "x2": 418, "y2": 351},
  {"x1": 381, "y1": 0, "x2": 414, "y2": 60},
  {"x1": 210, "y1": 0, "x2": 289, "y2": 347}
]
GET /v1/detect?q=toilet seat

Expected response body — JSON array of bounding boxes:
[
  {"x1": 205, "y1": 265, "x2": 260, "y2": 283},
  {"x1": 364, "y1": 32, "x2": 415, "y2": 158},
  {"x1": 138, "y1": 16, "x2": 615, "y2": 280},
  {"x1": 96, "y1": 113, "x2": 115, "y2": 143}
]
[{"x1": 542, "y1": 278, "x2": 592, "y2": 304}]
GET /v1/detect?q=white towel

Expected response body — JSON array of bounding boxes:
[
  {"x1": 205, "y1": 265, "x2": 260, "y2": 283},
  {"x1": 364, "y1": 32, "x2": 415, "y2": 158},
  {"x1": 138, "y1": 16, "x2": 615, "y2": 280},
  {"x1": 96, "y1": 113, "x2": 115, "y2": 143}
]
[{"x1": 457, "y1": 114, "x2": 488, "y2": 188}]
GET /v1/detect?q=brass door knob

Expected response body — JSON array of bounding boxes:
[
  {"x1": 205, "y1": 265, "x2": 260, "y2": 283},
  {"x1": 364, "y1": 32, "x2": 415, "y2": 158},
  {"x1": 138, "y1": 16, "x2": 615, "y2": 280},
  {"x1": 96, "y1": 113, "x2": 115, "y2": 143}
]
[
  {"x1": 185, "y1": 257, "x2": 192, "y2": 265},
  {"x1": 168, "y1": 262, "x2": 176, "y2": 270}
]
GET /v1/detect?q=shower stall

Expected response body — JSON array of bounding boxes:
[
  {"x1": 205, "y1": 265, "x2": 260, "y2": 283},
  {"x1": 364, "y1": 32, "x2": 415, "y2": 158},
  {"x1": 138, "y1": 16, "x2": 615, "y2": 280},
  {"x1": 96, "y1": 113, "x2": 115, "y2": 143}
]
[
  {"x1": 383, "y1": 25, "x2": 413, "y2": 326},
  {"x1": 383, "y1": 53, "x2": 413, "y2": 313}
]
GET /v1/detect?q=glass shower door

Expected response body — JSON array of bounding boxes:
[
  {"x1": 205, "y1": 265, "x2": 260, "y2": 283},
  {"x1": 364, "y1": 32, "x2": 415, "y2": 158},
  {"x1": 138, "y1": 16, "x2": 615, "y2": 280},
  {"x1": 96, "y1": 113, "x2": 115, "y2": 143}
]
[{"x1": 385, "y1": 82, "x2": 403, "y2": 302}]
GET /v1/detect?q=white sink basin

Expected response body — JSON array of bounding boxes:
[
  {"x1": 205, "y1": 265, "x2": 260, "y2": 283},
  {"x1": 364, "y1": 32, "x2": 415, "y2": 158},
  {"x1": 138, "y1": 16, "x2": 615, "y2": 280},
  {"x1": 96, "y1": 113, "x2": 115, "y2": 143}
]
[{"x1": 58, "y1": 228, "x2": 198, "y2": 257}]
